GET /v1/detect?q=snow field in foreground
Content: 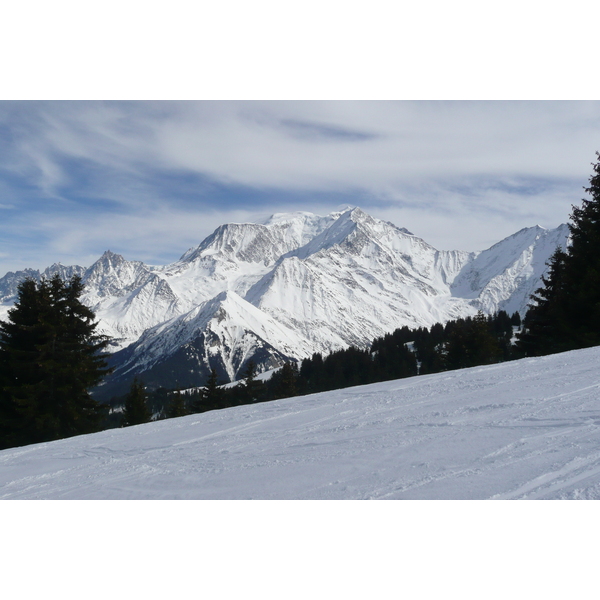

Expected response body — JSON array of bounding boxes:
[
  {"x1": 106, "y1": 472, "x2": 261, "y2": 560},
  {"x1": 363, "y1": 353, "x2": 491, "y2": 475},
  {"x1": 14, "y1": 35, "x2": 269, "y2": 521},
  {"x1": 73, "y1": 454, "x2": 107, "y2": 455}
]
[{"x1": 3, "y1": 346, "x2": 600, "y2": 499}]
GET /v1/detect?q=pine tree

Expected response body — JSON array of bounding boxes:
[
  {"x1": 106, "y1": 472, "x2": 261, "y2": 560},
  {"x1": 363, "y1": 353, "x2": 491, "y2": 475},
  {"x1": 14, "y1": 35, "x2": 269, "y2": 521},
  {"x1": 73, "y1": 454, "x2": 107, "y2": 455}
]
[
  {"x1": 560, "y1": 152, "x2": 600, "y2": 347},
  {"x1": 516, "y1": 248, "x2": 569, "y2": 356},
  {"x1": 445, "y1": 313, "x2": 501, "y2": 369},
  {"x1": 414, "y1": 325, "x2": 445, "y2": 375},
  {"x1": 271, "y1": 361, "x2": 299, "y2": 399},
  {"x1": 122, "y1": 378, "x2": 151, "y2": 426},
  {"x1": 517, "y1": 152, "x2": 600, "y2": 356},
  {"x1": 518, "y1": 153, "x2": 600, "y2": 355},
  {"x1": 191, "y1": 368, "x2": 225, "y2": 412},
  {"x1": 166, "y1": 389, "x2": 188, "y2": 418},
  {"x1": 510, "y1": 312, "x2": 522, "y2": 328},
  {"x1": 299, "y1": 352, "x2": 325, "y2": 394},
  {"x1": 0, "y1": 274, "x2": 112, "y2": 449},
  {"x1": 370, "y1": 328, "x2": 418, "y2": 381},
  {"x1": 239, "y1": 360, "x2": 263, "y2": 403}
]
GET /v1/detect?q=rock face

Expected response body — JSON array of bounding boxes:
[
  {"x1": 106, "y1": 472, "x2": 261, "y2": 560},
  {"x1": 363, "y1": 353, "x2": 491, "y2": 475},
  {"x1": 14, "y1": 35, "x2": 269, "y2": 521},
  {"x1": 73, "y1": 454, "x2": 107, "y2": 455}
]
[{"x1": 0, "y1": 208, "x2": 570, "y2": 397}]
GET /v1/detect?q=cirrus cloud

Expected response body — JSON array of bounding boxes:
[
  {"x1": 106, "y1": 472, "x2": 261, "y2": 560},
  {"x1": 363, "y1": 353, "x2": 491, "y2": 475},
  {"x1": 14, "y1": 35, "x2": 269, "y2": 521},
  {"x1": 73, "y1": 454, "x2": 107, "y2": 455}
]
[{"x1": 0, "y1": 100, "x2": 599, "y2": 274}]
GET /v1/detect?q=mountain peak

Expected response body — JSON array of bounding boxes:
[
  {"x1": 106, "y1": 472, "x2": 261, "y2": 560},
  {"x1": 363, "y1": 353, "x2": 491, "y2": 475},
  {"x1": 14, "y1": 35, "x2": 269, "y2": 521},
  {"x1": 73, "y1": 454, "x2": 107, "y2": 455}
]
[
  {"x1": 98, "y1": 250, "x2": 126, "y2": 265},
  {"x1": 262, "y1": 210, "x2": 319, "y2": 225},
  {"x1": 347, "y1": 206, "x2": 366, "y2": 218},
  {"x1": 1, "y1": 209, "x2": 572, "y2": 398}
]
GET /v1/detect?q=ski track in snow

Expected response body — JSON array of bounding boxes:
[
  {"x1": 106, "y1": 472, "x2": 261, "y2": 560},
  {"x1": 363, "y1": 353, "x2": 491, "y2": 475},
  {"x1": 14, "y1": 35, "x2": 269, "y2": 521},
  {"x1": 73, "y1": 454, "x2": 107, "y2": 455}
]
[{"x1": 3, "y1": 347, "x2": 600, "y2": 499}]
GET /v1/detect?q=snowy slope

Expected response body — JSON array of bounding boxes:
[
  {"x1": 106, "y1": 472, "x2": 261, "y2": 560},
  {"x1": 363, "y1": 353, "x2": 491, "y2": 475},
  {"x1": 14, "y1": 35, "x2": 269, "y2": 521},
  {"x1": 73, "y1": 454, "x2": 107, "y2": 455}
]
[
  {"x1": 3, "y1": 346, "x2": 600, "y2": 499},
  {"x1": 82, "y1": 251, "x2": 183, "y2": 348},
  {"x1": 245, "y1": 208, "x2": 476, "y2": 353},
  {"x1": 451, "y1": 223, "x2": 571, "y2": 315},
  {"x1": 155, "y1": 210, "x2": 338, "y2": 310},
  {"x1": 103, "y1": 290, "x2": 313, "y2": 395}
]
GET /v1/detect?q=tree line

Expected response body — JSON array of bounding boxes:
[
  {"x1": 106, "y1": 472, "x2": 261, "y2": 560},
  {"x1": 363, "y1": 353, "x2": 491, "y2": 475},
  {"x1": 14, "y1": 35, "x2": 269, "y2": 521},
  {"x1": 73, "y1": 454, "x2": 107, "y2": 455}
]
[{"x1": 110, "y1": 309, "x2": 522, "y2": 424}]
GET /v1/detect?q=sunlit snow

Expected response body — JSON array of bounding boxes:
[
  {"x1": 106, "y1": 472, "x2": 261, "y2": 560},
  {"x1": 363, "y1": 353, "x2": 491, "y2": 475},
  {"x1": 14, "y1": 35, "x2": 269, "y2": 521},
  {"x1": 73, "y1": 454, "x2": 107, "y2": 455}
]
[{"x1": 3, "y1": 346, "x2": 600, "y2": 499}]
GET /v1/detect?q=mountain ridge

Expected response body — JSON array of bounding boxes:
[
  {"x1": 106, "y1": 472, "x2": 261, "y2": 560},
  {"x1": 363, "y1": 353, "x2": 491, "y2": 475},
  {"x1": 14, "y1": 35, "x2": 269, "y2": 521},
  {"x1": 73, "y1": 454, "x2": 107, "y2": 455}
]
[{"x1": 0, "y1": 208, "x2": 570, "y2": 395}]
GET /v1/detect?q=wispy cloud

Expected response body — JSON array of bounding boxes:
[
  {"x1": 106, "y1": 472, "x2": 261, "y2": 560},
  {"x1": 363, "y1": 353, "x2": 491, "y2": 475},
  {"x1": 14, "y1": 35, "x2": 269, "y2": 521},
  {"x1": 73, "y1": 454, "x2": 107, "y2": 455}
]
[
  {"x1": 1, "y1": 100, "x2": 599, "y2": 273},
  {"x1": 278, "y1": 118, "x2": 379, "y2": 142}
]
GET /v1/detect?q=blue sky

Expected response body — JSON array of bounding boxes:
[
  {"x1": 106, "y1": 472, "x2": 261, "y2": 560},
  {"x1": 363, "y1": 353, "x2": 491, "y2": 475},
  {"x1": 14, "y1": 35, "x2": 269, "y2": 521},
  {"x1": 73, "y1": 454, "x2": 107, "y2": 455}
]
[{"x1": 1, "y1": 100, "x2": 599, "y2": 275}]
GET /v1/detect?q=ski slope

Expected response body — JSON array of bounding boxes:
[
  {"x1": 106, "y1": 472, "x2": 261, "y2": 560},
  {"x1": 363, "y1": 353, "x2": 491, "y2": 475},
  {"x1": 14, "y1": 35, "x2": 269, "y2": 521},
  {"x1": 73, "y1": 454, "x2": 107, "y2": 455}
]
[{"x1": 3, "y1": 346, "x2": 600, "y2": 499}]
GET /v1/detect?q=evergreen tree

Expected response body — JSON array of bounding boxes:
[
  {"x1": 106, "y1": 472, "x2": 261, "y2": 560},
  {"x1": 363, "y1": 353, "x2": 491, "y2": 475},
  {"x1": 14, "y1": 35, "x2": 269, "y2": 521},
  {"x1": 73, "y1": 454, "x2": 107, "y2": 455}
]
[
  {"x1": 270, "y1": 361, "x2": 299, "y2": 399},
  {"x1": 445, "y1": 312, "x2": 501, "y2": 369},
  {"x1": 414, "y1": 324, "x2": 445, "y2": 374},
  {"x1": 491, "y1": 311, "x2": 514, "y2": 361},
  {"x1": 122, "y1": 378, "x2": 151, "y2": 426},
  {"x1": 191, "y1": 368, "x2": 225, "y2": 412},
  {"x1": 239, "y1": 360, "x2": 264, "y2": 403},
  {"x1": 0, "y1": 274, "x2": 111, "y2": 449},
  {"x1": 299, "y1": 352, "x2": 325, "y2": 394},
  {"x1": 166, "y1": 389, "x2": 188, "y2": 418},
  {"x1": 517, "y1": 152, "x2": 600, "y2": 355},
  {"x1": 148, "y1": 387, "x2": 170, "y2": 420},
  {"x1": 516, "y1": 248, "x2": 569, "y2": 356},
  {"x1": 370, "y1": 328, "x2": 418, "y2": 381},
  {"x1": 560, "y1": 152, "x2": 600, "y2": 347}
]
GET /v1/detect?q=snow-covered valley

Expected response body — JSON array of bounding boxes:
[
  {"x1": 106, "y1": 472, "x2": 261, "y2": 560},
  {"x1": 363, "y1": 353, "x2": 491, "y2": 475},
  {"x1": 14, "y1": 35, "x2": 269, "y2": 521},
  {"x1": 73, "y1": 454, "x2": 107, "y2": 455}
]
[{"x1": 3, "y1": 345, "x2": 600, "y2": 499}]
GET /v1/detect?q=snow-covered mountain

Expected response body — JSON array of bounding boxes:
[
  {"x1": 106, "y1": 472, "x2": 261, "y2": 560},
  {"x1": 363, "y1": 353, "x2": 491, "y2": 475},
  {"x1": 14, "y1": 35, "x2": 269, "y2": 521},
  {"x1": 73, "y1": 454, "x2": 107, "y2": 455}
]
[
  {"x1": 3, "y1": 345, "x2": 600, "y2": 499},
  {"x1": 0, "y1": 207, "x2": 570, "y2": 395}
]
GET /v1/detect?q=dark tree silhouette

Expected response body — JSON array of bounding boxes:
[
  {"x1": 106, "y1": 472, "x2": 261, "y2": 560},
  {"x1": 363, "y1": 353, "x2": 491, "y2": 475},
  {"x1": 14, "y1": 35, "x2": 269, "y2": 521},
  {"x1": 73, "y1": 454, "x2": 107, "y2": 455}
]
[
  {"x1": 122, "y1": 378, "x2": 151, "y2": 426},
  {"x1": 0, "y1": 274, "x2": 111, "y2": 449}
]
